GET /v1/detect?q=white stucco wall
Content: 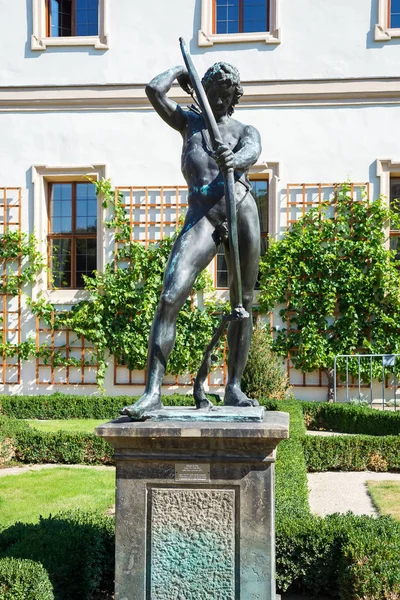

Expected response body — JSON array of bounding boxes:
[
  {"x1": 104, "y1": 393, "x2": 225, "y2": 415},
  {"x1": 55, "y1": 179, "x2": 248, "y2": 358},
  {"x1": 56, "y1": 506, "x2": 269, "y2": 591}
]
[{"x1": 0, "y1": 0, "x2": 400, "y2": 86}]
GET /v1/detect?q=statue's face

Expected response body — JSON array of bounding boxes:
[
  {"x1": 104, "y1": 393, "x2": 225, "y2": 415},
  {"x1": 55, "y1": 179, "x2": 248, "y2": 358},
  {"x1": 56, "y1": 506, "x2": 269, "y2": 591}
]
[{"x1": 206, "y1": 75, "x2": 235, "y2": 118}]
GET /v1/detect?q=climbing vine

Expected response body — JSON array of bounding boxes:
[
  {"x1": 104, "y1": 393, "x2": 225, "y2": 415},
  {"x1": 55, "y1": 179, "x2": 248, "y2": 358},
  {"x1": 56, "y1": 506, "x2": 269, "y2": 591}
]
[{"x1": 258, "y1": 184, "x2": 400, "y2": 401}]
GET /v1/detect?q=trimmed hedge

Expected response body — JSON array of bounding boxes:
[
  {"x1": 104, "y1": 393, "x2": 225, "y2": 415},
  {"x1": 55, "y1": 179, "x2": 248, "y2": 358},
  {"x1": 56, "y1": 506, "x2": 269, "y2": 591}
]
[
  {"x1": 0, "y1": 511, "x2": 114, "y2": 600},
  {"x1": 0, "y1": 558, "x2": 54, "y2": 600},
  {"x1": 275, "y1": 400, "x2": 400, "y2": 598},
  {"x1": 12, "y1": 429, "x2": 114, "y2": 466},
  {"x1": 302, "y1": 434, "x2": 400, "y2": 472},
  {"x1": 0, "y1": 392, "x2": 278, "y2": 420},
  {"x1": 302, "y1": 401, "x2": 400, "y2": 436}
]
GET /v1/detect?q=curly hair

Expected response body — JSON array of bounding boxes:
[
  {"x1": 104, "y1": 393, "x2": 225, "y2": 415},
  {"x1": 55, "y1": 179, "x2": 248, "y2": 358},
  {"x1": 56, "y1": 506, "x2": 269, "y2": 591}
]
[{"x1": 201, "y1": 62, "x2": 243, "y2": 116}]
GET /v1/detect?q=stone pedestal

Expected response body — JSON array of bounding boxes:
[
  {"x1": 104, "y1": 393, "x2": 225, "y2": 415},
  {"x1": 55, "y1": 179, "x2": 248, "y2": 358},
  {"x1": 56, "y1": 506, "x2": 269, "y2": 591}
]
[{"x1": 96, "y1": 410, "x2": 289, "y2": 600}]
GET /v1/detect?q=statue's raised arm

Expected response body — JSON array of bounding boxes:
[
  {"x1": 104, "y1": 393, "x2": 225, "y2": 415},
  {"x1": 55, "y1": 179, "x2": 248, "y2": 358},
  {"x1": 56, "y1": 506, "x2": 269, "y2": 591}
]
[{"x1": 145, "y1": 66, "x2": 190, "y2": 133}]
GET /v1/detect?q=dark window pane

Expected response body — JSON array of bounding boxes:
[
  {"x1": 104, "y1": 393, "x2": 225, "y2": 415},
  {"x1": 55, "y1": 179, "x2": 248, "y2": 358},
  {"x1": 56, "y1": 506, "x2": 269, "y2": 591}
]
[
  {"x1": 390, "y1": 178, "x2": 400, "y2": 228},
  {"x1": 76, "y1": 183, "x2": 97, "y2": 232},
  {"x1": 53, "y1": 202, "x2": 62, "y2": 217},
  {"x1": 391, "y1": 0, "x2": 400, "y2": 13},
  {"x1": 76, "y1": 238, "x2": 97, "y2": 287},
  {"x1": 253, "y1": 179, "x2": 269, "y2": 242},
  {"x1": 391, "y1": 13, "x2": 400, "y2": 27},
  {"x1": 58, "y1": 0, "x2": 72, "y2": 36},
  {"x1": 216, "y1": 0, "x2": 238, "y2": 33},
  {"x1": 216, "y1": 247, "x2": 229, "y2": 288},
  {"x1": 243, "y1": 0, "x2": 267, "y2": 32},
  {"x1": 227, "y1": 20, "x2": 239, "y2": 33},
  {"x1": 76, "y1": 0, "x2": 98, "y2": 35},
  {"x1": 50, "y1": 184, "x2": 72, "y2": 233},
  {"x1": 51, "y1": 239, "x2": 72, "y2": 288},
  {"x1": 390, "y1": 236, "x2": 400, "y2": 261}
]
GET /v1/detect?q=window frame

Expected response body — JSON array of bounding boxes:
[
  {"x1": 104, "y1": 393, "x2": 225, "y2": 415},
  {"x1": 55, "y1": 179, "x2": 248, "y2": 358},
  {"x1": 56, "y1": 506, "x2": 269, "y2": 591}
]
[
  {"x1": 32, "y1": 164, "x2": 108, "y2": 304},
  {"x1": 374, "y1": 0, "x2": 400, "y2": 41},
  {"x1": 389, "y1": 176, "x2": 400, "y2": 261},
  {"x1": 31, "y1": 0, "x2": 109, "y2": 51},
  {"x1": 47, "y1": 181, "x2": 98, "y2": 290},
  {"x1": 377, "y1": 159, "x2": 400, "y2": 253},
  {"x1": 198, "y1": 0, "x2": 280, "y2": 46}
]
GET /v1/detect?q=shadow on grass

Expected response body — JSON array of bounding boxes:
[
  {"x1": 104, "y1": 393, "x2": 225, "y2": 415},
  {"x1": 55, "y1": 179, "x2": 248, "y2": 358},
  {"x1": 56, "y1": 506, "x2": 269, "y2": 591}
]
[{"x1": 0, "y1": 511, "x2": 115, "y2": 600}]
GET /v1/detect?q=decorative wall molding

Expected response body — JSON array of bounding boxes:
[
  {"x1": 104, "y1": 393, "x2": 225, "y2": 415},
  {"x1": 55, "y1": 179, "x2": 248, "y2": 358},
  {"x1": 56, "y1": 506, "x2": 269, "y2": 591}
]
[
  {"x1": 31, "y1": 0, "x2": 109, "y2": 51},
  {"x1": 31, "y1": 163, "x2": 108, "y2": 303},
  {"x1": 374, "y1": 0, "x2": 400, "y2": 41},
  {"x1": 376, "y1": 159, "x2": 400, "y2": 202},
  {"x1": 3, "y1": 77, "x2": 400, "y2": 112}
]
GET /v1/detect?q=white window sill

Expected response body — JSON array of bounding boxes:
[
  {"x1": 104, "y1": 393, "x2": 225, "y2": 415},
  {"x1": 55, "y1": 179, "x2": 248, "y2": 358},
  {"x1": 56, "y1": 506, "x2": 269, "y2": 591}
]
[
  {"x1": 198, "y1": 29, "x2": 280, "y2": 47},
  {"x1": 374, "y1": 24, "x2": 400, "y2": 41},
  {"x1": 43, "y1": 289, "x2": 91, "y2": 305},
  {"x1": 31, "y1": 34, "x2": 109, "y2": 51}
]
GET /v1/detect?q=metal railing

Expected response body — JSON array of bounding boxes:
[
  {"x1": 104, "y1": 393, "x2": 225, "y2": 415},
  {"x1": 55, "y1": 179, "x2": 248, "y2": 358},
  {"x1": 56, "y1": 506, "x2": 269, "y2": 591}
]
[{"x1": 333, "y1": 353, "x2": 399, "y2": 409}]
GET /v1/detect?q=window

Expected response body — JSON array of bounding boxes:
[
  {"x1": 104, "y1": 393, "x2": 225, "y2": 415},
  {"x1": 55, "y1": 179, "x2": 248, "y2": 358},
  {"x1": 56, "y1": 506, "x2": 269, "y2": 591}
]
[
  {"x1": 375, "y1": 0, "x2": 400, "y2": 41},
  {"x1": 48, "y1": 182, "x2": 97, "y2": 289},
  {"x1": 215, "y1": 0, "x2": 268, "y2": 34},
  {"x1": 31, "y1": 0, "x2": 108, "y2": 50},
  {"x1": 390, "y1": 0, "x2": 400, "y2": 27},
  {"x1": 198, "y1": 0, "x2": 280, "y2": 46},
  {"x1": 390, "y1": 177, "x2": 400, "y2": 261},
  {"x1": 47, "y1": 0, "x2": 99, "y2": 37},
  {"x1": 216, "y1": 178, "x2": 268, "y2": 288}
]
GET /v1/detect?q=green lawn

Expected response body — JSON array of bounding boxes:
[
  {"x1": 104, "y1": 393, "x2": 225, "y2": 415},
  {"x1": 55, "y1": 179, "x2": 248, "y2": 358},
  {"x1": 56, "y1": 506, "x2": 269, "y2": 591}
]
[
  {"x1": 24, "y1": 419, "x2": 105, "y2": 433},
  {"x1": 367, "y1": 480, "x2": 400, "y2": 520},
  {"x1": 0, "y1": 467, "x2": 115, "y2": 526}
]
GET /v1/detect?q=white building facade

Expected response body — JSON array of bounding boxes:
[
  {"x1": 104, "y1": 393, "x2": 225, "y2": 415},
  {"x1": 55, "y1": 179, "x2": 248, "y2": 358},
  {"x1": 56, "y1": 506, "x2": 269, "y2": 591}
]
[{"x1": 1, "y1": 0, "x2": 400, "y2": 400}]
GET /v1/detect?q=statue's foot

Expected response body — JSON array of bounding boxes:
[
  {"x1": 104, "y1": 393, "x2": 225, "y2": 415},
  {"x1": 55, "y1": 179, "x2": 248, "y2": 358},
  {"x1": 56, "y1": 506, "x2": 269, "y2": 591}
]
[
  {"x1": 193, "y1": 384, "x2": 214, "y2": 410},
  {"x1": 224, "y1": 385, "x2": 259, "y2": 408},
  {"x1": 120, "y1": 392, "x2": 162, "y2": 420}
]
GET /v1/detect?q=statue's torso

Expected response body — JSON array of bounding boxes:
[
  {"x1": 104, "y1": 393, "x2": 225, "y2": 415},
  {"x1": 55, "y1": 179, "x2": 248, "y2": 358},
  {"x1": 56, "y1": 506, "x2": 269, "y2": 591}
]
[{"x1": 181, "y1": 111, "x2": 250, "y2": 226}]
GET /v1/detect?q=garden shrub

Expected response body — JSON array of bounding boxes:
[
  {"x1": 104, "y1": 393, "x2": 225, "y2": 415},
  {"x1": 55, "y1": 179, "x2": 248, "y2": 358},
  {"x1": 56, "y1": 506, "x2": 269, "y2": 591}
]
[
  {"x1": 302, "y1": 401, "x2": 400, "y2": 435},
  {"x1": 302, "y1": 434, "x2": 400, "y2": 472},
  {"x1": 0, "y1": 511, "x2": 114, "y2": 600},
  {"x1": 12, "y1": 429, "x2": 114, "y2": 465},
  {"x1": 0, "y1": 418, "x2": 29, "y2": 466},
  {"x1": 0, "y1": 392, "x2": 229, "y2": 420},
  {"x1": 242, "y1": 327, "x2": 290, "y2": 401},
  {"x1": 339, "y1": 515, "x2": 400, "y2": 600},
  {"x1": 0, "y1": 557, "x2": 54, "y2": 600},
  {"x1": 274, "y1": 401, "x2": 400, "y2": 598}
]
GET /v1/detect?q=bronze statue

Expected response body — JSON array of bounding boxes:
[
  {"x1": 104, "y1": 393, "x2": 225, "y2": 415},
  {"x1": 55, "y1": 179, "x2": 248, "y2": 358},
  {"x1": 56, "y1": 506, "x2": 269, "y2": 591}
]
[{"x1": 121, "y1": 45, "x2": 262, "y2": 419}]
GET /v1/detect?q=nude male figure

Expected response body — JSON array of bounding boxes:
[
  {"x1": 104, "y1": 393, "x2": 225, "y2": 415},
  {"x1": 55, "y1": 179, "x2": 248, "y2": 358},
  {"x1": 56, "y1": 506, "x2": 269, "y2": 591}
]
[{"x1": 121, "y1": 62, "x2": 262, "y2": 419}]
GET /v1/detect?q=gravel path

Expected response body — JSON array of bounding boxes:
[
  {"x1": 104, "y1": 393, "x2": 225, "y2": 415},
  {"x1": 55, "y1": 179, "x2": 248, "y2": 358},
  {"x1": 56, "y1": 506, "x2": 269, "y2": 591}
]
[{"x1": 307, "y1": 471, "x2": 400, "y2": 516}]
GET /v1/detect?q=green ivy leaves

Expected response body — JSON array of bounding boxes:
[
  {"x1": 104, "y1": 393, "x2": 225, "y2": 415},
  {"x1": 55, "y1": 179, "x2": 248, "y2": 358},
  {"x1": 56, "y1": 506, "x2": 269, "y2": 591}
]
[{"x1": 258, "y1": 187, "x2": 400, "y2": 398}]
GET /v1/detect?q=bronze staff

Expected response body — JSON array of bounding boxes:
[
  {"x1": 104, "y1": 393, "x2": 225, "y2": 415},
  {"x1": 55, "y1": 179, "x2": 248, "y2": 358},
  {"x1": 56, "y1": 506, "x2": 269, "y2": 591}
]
[{"x1": 179, "y1": 37, "x2": 248, "y2": 322}]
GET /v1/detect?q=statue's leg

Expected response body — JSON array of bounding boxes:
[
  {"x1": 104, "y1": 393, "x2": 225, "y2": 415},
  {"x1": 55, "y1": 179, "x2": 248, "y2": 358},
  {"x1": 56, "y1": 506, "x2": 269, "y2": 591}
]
[
  {"x1": 121, "y1": 214, "x2": 218, "y2": 418},
  {"x1": 224, "y1": 194, "x2": 261, "y2": 407}
]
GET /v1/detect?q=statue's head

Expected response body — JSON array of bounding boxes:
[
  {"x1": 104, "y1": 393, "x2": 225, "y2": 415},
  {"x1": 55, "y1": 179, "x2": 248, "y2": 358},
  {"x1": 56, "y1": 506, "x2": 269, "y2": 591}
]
[{"x1": 202, "y1": 62, "x2": 243, "y2": 117}]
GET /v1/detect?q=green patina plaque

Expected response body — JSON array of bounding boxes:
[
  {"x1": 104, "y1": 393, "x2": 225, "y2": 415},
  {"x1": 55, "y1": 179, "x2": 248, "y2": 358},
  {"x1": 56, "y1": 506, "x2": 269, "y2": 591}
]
[{"x1": 149, "y1": 488, "x2": 236, "y2": 599}]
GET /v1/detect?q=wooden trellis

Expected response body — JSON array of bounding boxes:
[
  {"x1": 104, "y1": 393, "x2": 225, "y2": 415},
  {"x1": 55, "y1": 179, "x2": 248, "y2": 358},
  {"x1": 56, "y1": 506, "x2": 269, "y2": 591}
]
[
  {"x1": 0, "y1": 188, "x2": 22, "y2": 385},
  {"x1": 284, "y1": 182, "x2": 370, "y2": 387},
  {"x1": 112, "y1": 185, "x2": 227, "y2": 387},
  {"x1": 36, "y1": 312, "x2": 98, "y2": 385}
]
